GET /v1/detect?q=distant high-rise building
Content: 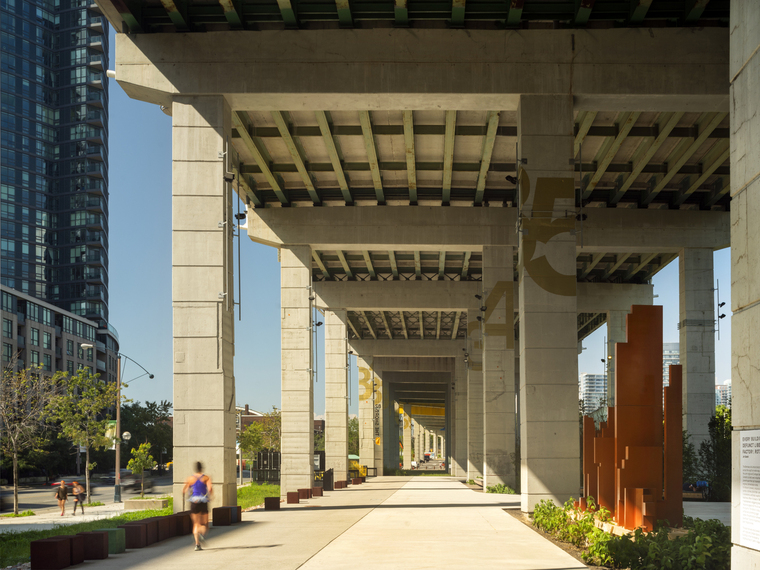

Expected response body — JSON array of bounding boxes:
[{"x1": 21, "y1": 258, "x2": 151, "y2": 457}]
[
  {"x1": 1, "y1": 0, "x2": 117, "y2": 378},
  {"x1": 579, "y1": 373, "x2": 607, "y2": 415},
  {"x1": 663, "y1": 342, "x2": 680, "y2": 387},
  {"x1": 716, "y1": 379, "x2": 732, "y2": 408}
]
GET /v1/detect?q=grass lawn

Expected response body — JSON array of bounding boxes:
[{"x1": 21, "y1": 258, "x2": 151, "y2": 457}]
[
  {"x1": 0, "y1": 499, "x2": 173, "y2": 567},
  {"x1": 237, "y1": 483, "x2": 280, "y2": 509}
]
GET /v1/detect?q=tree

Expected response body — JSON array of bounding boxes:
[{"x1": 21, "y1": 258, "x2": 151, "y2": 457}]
[
  {"x1": 126, "y1": 442, "x2": 157, "y2": 497},
  {"x1": 0, "y1": 365, "x2": 62, "y2": 514},
  {"x1": 348, "y1": 416, "x2": 359, "y2": 456},
  {"x1": 698, "y1": 405, "x2": 732, "y2": 501},
  {"x1": 260, "y1": 406, "x2": 281, "y2": 451},
  {"x1": 314, "y1": 431, "x2": 325, "y2": 452},
  {"x1": 120, "y1": 400, "x2": 172, "y2": 468},
  {"x1": 47, "y1": 369, "x2": 122, "y2": 502},
  {"x1": 682, "y1": 430, "x2": 700, "y2": 484},
  {"x1": 238, "y1": 422, "x2": 263, "y2": 472}
]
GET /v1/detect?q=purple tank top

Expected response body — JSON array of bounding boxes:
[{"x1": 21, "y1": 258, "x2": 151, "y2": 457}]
[{"x1": 190, "y1": 475, "x2": 208, "y2": 502}]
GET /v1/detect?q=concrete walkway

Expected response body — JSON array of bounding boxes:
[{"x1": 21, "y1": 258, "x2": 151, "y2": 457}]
[{"x1": 37, "y1": 477, "x2": 584, "y2": 570}]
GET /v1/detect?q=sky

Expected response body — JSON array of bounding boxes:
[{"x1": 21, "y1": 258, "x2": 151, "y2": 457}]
[{"x1": 106, "y1": 30, "x2": 732, "y2": 416}]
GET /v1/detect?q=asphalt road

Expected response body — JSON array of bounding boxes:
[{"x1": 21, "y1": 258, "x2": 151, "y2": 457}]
[{"x1": 0, "y1": 475, "x2": 173, "y2": 513}]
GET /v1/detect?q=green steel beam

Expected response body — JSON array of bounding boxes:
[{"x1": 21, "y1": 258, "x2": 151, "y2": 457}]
[
  {"x1": 229, "y1": 163, "x2": 264, "y2": 208},
  {"x1": 399, "y1": 311, "x2": 409, "y2": 339},
  {"x1": 313, "y1": 251, "x2": 331, "y2": 280},
  {"x1": 276, "y1": 0, "x2": 298, "y2": 27},
  {"x1": 436, "y1": 311, "x2": 442, "y2": 339},
  {"x1": 403, "y1": 111, "x2": 417, "y2": 204},
  {"x1": 601, "y1": 254, "x2": 631, "y2": 280},
  {"x1": 574, "y1": 111, "x2": 597, "y2": 157},
  {"x1": 685, "y1": 0, "x2": 710, "y2": 23},
  {"x1": 641, "y1": 112, "x2": 726, "y2": 206},
  {"x1": 316, "y1": 111, "x2": 353, "y2": 205},
  {"x1": 336, "y1": 0, "x2": 352, "y2": 27},
  {"x1": 672, "y1": 140, "x2": 729, "y2": 207},
  {"x1": 414, "y1": 251, "x2": 421, "y2": 280},
  {"x1": 624, "y1": 252, "x2": 658, "y2": 280},
  {"x1": 505, "y1": 0, "x2": 524, "y2": 26},
  {"x1": 159, "y1": 0, "x2": 189, "y2": 30},
  {"x1": 361, "y1": 311, "x2": 377, "y2": 339},
  {"x1": 388, "y1": 251, "x2": 399, "y2": 279},
  {"x1": 362, "y1": 251, "x2": 376, "y2": 279},
  {"x1": 629, "y1": 0, "x2": 653, "y2": 23},
  {"x1": 348, "y1": 315, "x2": 363, "y2": 339},
  {"x1": 218, "y1": 0, "x2": 243, "y2": 28},
  {"x1": 583, "y1": 111, "x2": 640, "y2": 199},
  {"x1": 574, "y1": 0, "x2": 595, "y2": 25},
  {"x1": 641, "y1": 253, "x2": 677, "y2": 282},
  {"x1": 111, "y1": 0, "x2": 143, "y2": 32},
  {"x1": 442, "y1": 111, "x2": 456, "y2": 205},
  {"x1": 451, "y1": 311, "x2": 461, "y2": 340},
  {"x1": 233, "y1": 112, "x2": 289, "y2": 206},
  {"x1": 461, "y1": 251, "x2": 471, "y2": 279},
  {"x1": 418, "y1": 311, "x2": 424, "y2": 339},
  {"x1": 359, "y1": 111, "x2": 384, "y2": 204},
  {"x1": 336, "y1": 250, "x2": 354, "y2": 279},
  {"x1": 704, "y1": 176, "x2": 729, "y2": 208},
  {"x1": 381, "y1": 311, "x2": 393, "y2": 339},
  {"x1": 394, "y1": 0, "x2": 408, "y2": 25},
  {"x1": 272, "y1": 111, "x2": 320, "y2": 205},
  {"x1": 579, "y1": 252, "x2": 605, "y2": 279},
  {"x1": 610, "y1": 112, "x2": 683, "y2": 205},
  {"x1": 474, "y1": 111, "x2": 500, "y2": 206},
  {"x1": 438, "y1": 251, "x2": 446, "y2": 280},
  {"x1": 451, "y1": 0, "x2": 465, "y2": 26}
]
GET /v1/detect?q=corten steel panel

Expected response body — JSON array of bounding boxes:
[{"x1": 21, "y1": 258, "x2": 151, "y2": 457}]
[
  {"x1": 659, "y1": 365, "x2": 684, "y2": 527},
  {"x1": 583, "y1": 416, "x2": 597, "y2": 504}
]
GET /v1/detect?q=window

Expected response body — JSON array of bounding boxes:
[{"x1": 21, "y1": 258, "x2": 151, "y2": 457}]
[
  {"x1": 66, "y1": 360, "x2": 73, "y2": 374},
  {"x1": 2, "y1": 342, "x2": 11, "y2": 362},
  {"x1": 42, "y1": 353, "x2": 51, "y2": 371},
  {"x1": 77, "y1": 342, "x2": 83, "y2": 359},
  {"x1": 43, "y1": 331, "x2": 51, "y2": 349},
  {"x1": 66, "y1": 339, "x2": 73, "y2": 355},
  {"x1": 30, "y1": 327, "x2": 39, "y2": 346},
  {"x1": 30, "y1": 350, "x2": 39, "y2": 365},
  {"x1": 2, "y1": 318, "x2": 11, "y2": 338},
  {"x1": 86, "y1": 347, "x2": 92, "y2": 362}
]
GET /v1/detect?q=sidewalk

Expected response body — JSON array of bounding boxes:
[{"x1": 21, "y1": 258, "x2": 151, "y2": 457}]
[
  {"x1": 64, "y1": 477, "x2": 587, "y2": 570},
  {"x1": 0, "y1": 502, "x2": 130, "y2": 533}
]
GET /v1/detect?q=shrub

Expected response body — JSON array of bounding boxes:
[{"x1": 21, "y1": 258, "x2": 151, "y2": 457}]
[{"x1": 485, "y1": 483, "x2": 516, "y2": 494}]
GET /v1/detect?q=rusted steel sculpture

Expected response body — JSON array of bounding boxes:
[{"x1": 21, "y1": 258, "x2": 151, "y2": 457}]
[{"x1": 582, "y1": 305, "x2": 683, "y2": 531}]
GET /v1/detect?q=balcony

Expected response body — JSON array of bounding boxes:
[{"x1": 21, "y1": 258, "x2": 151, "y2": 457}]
[
  {"x1": 97, "y1": 359, "x2": 106, "y2": 372},
  {"x1": 86, "y1": 145, "x2": 105, "y2": 161},
  {"x1": 88, "y1": 16, "x2": 103, "y2": 33},
  {"x1": 87, "y1": 54, "x2": 105, "y2": 70},
  {"x1": 17, "y1": 336, "x2": 25, "y2": 348},
  {"x1": 86, "y1": 110, "x2": 104, "y2": 128},
  {"x1": 86, "y1": 215, "x2": 104, "y2": 231},
  {"x1": 87, "y1": 71, "x2": 104, "y2": 89},
  {"x1": 88, "y1": 35, "x2": 104, "y2": 51},
  {"x1": 86, "y1": 89, "x2": 105, "y2": 108},
  {"x1": 86, "y1": 161, "x2": 105, "y2": 179},
  {"x1": 86, "y1": 128, "x2": 104, "y2": 145}
]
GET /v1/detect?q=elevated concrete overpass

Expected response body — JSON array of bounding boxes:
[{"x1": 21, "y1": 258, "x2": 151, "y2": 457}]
[{"x1": 97, "y1": 0, "x2": 759, "y2": 565}]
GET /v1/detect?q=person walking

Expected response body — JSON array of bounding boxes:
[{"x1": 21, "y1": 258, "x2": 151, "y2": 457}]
[
  {"x1": 183, "y1": 462, "x2": 213, "y2": 551},
  {"x1": 72, "y1": 481, "x2": 85, "y2": 515},
  {"x1": 54, "y1": 481, "x2": 68, "y2": 516}
]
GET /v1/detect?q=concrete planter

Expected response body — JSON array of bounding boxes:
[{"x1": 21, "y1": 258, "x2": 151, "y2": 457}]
[{"x1": 124, "y1": 498, "x2": 168, "y2": 511}]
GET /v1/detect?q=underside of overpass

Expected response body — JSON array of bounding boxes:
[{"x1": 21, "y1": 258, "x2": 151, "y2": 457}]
[{"x1": 98, "y1": 0, "x2": 760, "y2": 565}]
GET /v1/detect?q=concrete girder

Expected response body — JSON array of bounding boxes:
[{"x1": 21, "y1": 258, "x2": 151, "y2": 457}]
[
  {"x1": 244, "y1": 207, "x2": 729, "y2": 252},
  {"x1": 374, "y1": 357, "x2": 454, "y2": 372},
  {"x1": 271, "y1": 111, "x2": 320, "y2": 205},
  {"x1": 113, "y1": 28, "x2": 728, "y2": 112},
  {"x1": 403, "y1": 110, "x2": 417, "y2": 204},
  {"x1": 574, "y1": 111, "x2": 597, "y2": 158},
  {"x1": 474, "y1": 111, "x2": 500, "y2": 206},
  {"x1": 358, "y1": 111, "x2": 384, "y2": 204},
  {"x1": 582, "y1": 111, "x2": 641, "y2": 198},
  {"x1": 442, "y1": 111, "x2": 456, "y2": 205},
  {"x1": 316, "y1": 111, "x2": 352, "y2": 205},
  {"x1": 233, "y1": 112, "x2": 288, "y2": 205},
  {"x1": 350, "y1": 339, "x2": 467, "y2": 357}
]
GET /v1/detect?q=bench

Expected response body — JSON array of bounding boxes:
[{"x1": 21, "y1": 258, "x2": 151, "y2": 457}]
[
  {"x1": 77, "y1": 531, "x2": 109, "y2": 560},
  {"x1": 264, "y1": 496, "x2": 281, "y2": 510},
  {"x1": 31, "y1": 537, "x2": 71, "y2": 570},
  {"x1": 118, "y1": 524, "x2": 146, "y2": 549}
]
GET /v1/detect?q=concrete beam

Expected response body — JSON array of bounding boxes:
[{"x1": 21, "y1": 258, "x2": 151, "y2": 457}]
[
  {"x1": 374, "y1": 357, "x2": 454, "y2": 372},
  {"x1": 350, "y1": 339, "x2": 466, "y2": 357},
  {"x1": 245, "y1": 207, "x2": 729, "y2": 252},
  {"x1": 113, "y1": 28, "x2": 728, "y2": 112}
]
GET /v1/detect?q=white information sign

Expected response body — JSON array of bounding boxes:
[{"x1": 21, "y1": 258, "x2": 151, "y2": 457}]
[{"x1": 740, "y1": 429, "x2": 760, "y2": 551}]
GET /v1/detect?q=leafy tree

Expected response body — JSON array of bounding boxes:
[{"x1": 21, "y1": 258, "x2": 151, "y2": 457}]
[
  {"x1": 698, "y1": 405, "x2": 732, "y2": 501},
  {"x1": 46, "y1": 369, "x2": 122, "y2": 502},
  {"x1": 120, "y1": 400, "x2": 172, "y2": 468},
  {"x1": 314, "y1": 431, "x2": 325, "y2": 452},
  {"x1": 260, "y1": 406, "x2": 281, "y2": 451},
  {"x1": 0, "y1": 365, "x2": 62, "y2": 514},
  {"x1": 348, "y1": 416, "x2": 359, "y2": 456},
  {"x1": 238, "y1": 422, "x2": 263, "y2": 471},
  {"x1": 126, "y1": 442, "x2": 157, "y2": 497},
  {"x1": 682, "y1": 430, "x2": 700, "y2": 484}
]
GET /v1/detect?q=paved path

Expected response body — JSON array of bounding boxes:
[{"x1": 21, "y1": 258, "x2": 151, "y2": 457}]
[{"x1": 44, "y1": 477, "x2": 586, "y2": 570}]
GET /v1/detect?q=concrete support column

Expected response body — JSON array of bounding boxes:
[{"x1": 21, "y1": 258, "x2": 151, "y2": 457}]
[
  {"x1": 730, "y1": 5, "x2": 760, "y2": 567},
  {"x1": 517, "y1": 94, "x2": 579, "y2": 511},
  {"x1": 280, "y1": 246, "x2": 314, "y2": 497},
  {"x1": 357, "y1": 355, "x2": 375, "y2": 468},
  {"x1": 483, "y1": 245, "x2": 516, "y2": 488},
  {"x1": 433, "y1": 432, "x2": 438, "y2": 458},
  {"x1": 171, "y1": 96, "x2": 236, "y2": 510},
  {"x1": 467, "y1": 308, "x2": 484, "y2": 480},
  {"x1": 425, "y1": 428, "x2": 430, "y2": 458},
  {"x1": 453, "y1": 354, "x2": 468, "y2": 476},
  {"x1": 679, "y1": 248, "x2": 716, "y2": 448},
  {"x1": 402, "y1": 408, "x2": 412, "y2": 469},
  {"x1": 606, "y1": 310, "x2": 627, "y2": 406},
  {"x1": 325, "y1": 309, "x2": 348, "y2": 482}
]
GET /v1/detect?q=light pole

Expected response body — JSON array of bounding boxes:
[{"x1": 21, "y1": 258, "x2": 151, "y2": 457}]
[{"x1": 81, "y1": 346, "x2": 153, "y2": 503}]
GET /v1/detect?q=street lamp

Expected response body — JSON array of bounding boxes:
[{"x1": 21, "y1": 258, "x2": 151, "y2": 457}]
[{"x1": 81, "y1": 346, "x2": 153, "y2": 502}]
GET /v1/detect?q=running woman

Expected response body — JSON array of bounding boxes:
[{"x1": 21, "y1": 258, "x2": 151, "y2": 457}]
[{"x1": 183, "y1": 462, "x2": 213, "y2": 551}]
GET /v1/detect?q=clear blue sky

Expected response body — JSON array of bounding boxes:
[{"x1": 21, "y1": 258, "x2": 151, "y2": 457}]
[{"x1": 106, "y1": 31, "x2": 732, "y2": 415}]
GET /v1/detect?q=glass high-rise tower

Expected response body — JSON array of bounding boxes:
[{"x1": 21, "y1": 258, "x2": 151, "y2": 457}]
[{"x1": 1, "y1": 0, "x2": 118, "y2": 381}]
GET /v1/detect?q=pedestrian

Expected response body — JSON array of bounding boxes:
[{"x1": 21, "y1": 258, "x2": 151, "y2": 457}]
[
  {"x1": 183, "y1": 461, "x2": 212, "y2": 551},
  {"x1": 72, "y1": 481, "x2": 85, "y2": 515},
  {"x1": 54, "y1": 481, "x2": 68, "y2": 516}
]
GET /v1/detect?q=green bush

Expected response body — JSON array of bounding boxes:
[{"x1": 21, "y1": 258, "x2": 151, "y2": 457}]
[
  {"x1": 0, "y1": 510, "x2": 35, "y2": 518},
  {"x1": 236, "y1": 483, "x2": 280, "y2": 509},
  {"x1": 485, "y1": 483, "x2": 516, "y2": 494},
  {"x1": 532, "y1": 497, "x2": 730, "y2": 570}
]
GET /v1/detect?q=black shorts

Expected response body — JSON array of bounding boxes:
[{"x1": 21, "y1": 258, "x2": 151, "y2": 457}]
[{"x1": 190, "y1": 502, "x2": 208, "y2": 514}]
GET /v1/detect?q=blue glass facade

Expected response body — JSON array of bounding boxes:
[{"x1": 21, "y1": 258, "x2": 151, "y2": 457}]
[{"x1": 1, "y1": 0, "x2": 110, "y2": 327}]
